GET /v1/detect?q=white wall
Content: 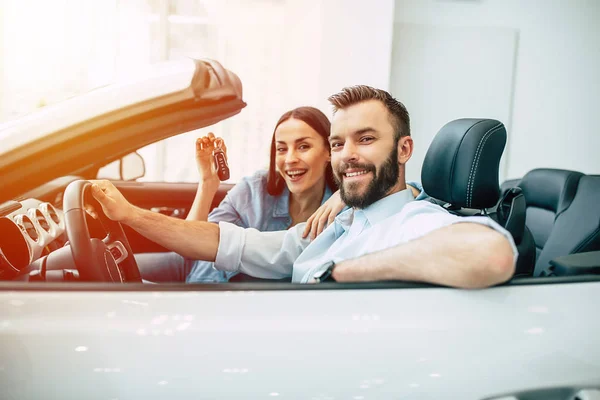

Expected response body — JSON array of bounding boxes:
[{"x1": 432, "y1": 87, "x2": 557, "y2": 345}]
[
  {"x1": 394, "y1": 0, "x2": 600, "y2": 179},
  {"x1": 316, "y1": 0, "x2": 395, "y2": 112},
  {"x1": 277, "y1": 0, "x2": 396, "y2": 113},
  {"x1": 390, "y1": 24, "x2": 518, "y2": 182}
]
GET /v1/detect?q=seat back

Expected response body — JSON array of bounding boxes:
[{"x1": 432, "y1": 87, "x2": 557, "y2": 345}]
[
  {"x1": 421, "y1": 118, "x2": 535, "y2": 275},
  {"x1": 502, "y1": 169, "x2": 600, "y2": 276}
]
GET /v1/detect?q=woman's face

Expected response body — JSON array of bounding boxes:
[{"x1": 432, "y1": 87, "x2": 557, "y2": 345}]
[{"x1": 275, "y1": 118, "x2": 330, "y2": 197}]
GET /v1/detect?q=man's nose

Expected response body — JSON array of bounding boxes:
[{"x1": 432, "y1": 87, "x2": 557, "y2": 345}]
[{"x1": 340, "y1": 141, "x2": 358, "y2": 163}]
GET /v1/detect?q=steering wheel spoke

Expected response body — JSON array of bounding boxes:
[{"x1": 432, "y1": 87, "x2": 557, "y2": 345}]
[{"x1": 104, "y1": 240, "x2": 129, "y2": 264}]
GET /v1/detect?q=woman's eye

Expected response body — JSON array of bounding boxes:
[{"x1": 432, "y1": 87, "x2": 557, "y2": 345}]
[
  {"x1": 276, "y1": 148, "x2": 286, "y2": 153},
  {"x1": 298, "y1": 144, "x2": 310, "y2": 151}
]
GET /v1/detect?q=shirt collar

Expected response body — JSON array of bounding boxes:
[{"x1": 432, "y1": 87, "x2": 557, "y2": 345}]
[
  {"x1": 335, "y1": 188, "x2": 416, "y2": 232},
  {"x1": 272, "y1": 184, "x2": 335, "y2": 218}
]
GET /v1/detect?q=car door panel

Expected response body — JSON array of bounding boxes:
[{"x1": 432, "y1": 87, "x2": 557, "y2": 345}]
[
  {"x1": 112, "y1": 181, "x2": 234, "y2": 253},
  {"x1": 1, "y1": 280, "x2": 599, "y2": 399}
]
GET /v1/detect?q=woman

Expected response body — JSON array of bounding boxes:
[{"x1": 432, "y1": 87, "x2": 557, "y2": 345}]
[{"x1": 138, "y1": 106, "x2": 424, "y2": 283}]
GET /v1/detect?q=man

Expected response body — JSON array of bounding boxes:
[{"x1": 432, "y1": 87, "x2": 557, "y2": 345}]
[{"x1": 90, "y1": 85, "x2": 516, "y2": 288}]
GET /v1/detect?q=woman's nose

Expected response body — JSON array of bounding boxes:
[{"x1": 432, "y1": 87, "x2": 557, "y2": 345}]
[{"x1": 285, "y1": 149, "x2": 299, "y2": 163}]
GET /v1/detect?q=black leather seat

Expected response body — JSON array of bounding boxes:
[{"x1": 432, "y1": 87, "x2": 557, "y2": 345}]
[
  {"x1": 501, "y1": 169, "x2": 600, "y2": 276},
  {"x1": 421, "y1": 118, "x2": 535, "y2": 276}
]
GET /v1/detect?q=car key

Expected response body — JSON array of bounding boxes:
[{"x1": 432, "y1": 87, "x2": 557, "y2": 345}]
[{"x1": 213, "y1": 139, "x2": 230, "y2": 181}]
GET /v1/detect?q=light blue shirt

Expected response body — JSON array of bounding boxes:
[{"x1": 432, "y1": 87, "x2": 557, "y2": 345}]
[
  {"x1": 186, "y1": 169, "x2": 335, "y2": 282},
  {"x1": 187, "y1": 170, "x2": 428, "y2": 282},
  {"x1": 214, "y1": 189, "x2": 518, "y2": 283}
]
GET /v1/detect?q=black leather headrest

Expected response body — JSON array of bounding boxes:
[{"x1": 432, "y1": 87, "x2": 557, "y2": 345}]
[
  {"x1": 422, "y1": 118, "x2": 506, "y2": 209},
  {"x1": 519, "y1": 168, "x2": 583, "y2": 213}
]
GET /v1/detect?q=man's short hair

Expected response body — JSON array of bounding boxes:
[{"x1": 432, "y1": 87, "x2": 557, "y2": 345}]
[{"x1": 327, "y1": 85, "x2": 410, "y2": 140}]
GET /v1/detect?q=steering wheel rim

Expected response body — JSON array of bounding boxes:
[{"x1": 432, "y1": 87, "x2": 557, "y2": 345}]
[{"x1": 63, "y1": 180, "x2": 142, "y2": 283}]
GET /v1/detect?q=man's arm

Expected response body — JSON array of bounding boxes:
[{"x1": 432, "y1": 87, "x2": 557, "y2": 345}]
[
  {"x1": 331, "y1": 222, "x2": 515, "y2": 289},
  {"x1": 89, "y1": 180, "x2": 306, "y2": 278},
  {"x1": 127, "y1": 206, "x2": 219, "y2": 261},
  {"x1": 89, "y1": 180, "x2": 219, "y2": 261}
]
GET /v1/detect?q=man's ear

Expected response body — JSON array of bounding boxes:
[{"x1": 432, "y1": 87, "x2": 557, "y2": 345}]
[{"x1": 397, "y1": 136, "x2": 414, "y2": 165}]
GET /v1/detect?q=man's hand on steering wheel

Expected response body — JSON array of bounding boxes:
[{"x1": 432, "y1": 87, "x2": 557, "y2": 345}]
[
  {"x1": 63, "y1": 180, "x2": 142, "y2": 283},
  {"x1": 86, "y1": 180, "x2": 136, "y2": 223}
]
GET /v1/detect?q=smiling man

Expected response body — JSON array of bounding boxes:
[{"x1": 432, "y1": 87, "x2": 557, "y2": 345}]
[{"x1": 91, "y1": 85, "x2": 517, "y2": 288}]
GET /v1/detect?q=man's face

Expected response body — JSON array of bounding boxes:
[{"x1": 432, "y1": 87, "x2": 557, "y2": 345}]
[{"x1": 329, "y1": 100, "x2": 405, "y2": 209}]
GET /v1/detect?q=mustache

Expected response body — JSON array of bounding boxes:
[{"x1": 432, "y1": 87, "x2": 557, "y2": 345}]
[{"x1": 337, "y1": 163, "x2": 376, "y2": 175}]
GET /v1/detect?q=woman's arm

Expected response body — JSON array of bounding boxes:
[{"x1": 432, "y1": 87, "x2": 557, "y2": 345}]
[
  {"x1": 186, "y1": 133, "x2": 227, "y2": 221},
  {"x1": 303, "y1": 190, "x2": 345, "y2": 239}
]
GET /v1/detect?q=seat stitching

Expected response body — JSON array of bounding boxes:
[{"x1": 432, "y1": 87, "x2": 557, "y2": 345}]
[
  {"x1": 466, "y1": 128, "x2": 489, "y2": 208},
  {"x1": 467, "y1": 124, "x2": 502, "y2": 207},
  {"x1": 450, "y1": 120, "x2": 486, "y2": 205},
  {"x1": 467, "y1": 124, "x2": 503, "y2": 207}
]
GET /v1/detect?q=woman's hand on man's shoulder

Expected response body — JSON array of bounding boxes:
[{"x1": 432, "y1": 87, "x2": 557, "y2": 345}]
[{"x1": 302, "y1": 190, "x2": 346, "y2": 240}]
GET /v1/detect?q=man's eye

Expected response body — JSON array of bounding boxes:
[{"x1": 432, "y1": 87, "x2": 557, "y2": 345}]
[
  {"x1": 359, "y1": 136, "x2": 374, "y2": 143},
  {"x1": 330, "y1": 142, "x2": 343, "y2": 149},
  {"x1": 276, "y1": 148, "x2": 286, "y2": 153}
]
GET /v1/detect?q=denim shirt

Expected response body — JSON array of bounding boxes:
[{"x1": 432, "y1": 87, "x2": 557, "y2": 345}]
[
  {"x1": 186, "y1": 170, "x2": 334, "y2": 282},
  {"x1": 187, "y1": 170, "x2": 427, "y2": 283}
]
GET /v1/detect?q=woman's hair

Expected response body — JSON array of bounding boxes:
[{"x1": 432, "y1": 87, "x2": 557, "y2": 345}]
[{"x1": 267, "y1": 106, "x2": 337, "y2": 196}]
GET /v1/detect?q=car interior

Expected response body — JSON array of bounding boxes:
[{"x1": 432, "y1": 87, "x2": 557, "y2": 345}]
[
  {"x1": 1, "y1": 112, "x2": 599, "y2": 285},
  {"x1": 502, "y1": 169, "x2": 600, "y2": 277},
  {"x1": 421, "y1": 118, "x2": 600, "y2": 280}
]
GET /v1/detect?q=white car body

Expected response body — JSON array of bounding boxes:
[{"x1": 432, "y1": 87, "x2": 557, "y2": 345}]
[
  {"x1": 1, "y1": 282, "x2": 600, "y2": 399},
  {"x1": 0, "y1": 58, "x2": 598, "y2": 400}
]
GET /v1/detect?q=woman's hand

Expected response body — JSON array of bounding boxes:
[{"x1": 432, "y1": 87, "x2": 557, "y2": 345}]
[
  {"x1": 195, "y1": 132, "x2": 228, "y2": 191},
  {"x1": 302, "y1": 190, "x2": 346, "y2": 240}
]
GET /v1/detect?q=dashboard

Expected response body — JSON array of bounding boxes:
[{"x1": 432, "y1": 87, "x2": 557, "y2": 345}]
[{"x1": 0, "y1": 178, "x2": 76, "y2": 280}]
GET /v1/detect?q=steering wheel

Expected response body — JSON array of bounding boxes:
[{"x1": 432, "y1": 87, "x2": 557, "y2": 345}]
[{"x1": 62, "y1": 180, "x2": 142, "y2": 283}]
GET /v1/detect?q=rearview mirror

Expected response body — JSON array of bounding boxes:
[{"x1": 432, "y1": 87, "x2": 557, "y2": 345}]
[
  {"x1": 121, "y1": 152, "x2": 146, "y2": 181},
  {"x1": 96, "y1": 152, "x2": 146, "y2": 181}
]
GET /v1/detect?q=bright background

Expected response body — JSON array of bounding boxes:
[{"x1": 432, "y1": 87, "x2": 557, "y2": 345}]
[{"x1": 1, "y1": 0, "x2": 599, "y2": 183}]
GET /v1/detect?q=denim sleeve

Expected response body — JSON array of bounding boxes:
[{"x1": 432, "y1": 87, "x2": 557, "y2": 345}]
[
  {"x1": 406, "y1": 180, "x2": 429, "y2": 201},
  {"x1": 187, "y1": 179, "x2": 254, "y2": 283},
  {"x1": 207, "y1": 177, "x2": 255, "y2": 227}
]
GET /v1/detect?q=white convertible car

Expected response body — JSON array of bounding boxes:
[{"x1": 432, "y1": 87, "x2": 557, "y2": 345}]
[{"x1": 0, "y1": 59, "x2": 599, "y2": 400}]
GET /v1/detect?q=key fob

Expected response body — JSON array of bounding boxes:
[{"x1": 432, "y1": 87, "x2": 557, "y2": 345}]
[{"x1": 214, "y1": 149, "x2": 230, "y2": 181}]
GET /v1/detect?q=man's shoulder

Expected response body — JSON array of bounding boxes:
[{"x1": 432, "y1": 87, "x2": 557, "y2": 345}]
[
  {"x1": 390, "y1": 199, "x2": 454, "y2": 224},
  {"x1": 403, "y1": 199, "x2": 449, "y2": 214}
]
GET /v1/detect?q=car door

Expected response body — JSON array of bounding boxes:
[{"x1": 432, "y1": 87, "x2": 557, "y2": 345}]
[
  {"x1": 112, "y1": 180, "x2": 234, "y2": 253},
  {"x1": 1, "y1": 278, "x2": 600, "y2": 399}
]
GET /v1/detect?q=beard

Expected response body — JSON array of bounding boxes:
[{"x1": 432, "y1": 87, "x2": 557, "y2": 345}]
[{"x1": 334, "y1": 146, "x2": 400, "y2": 209}]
